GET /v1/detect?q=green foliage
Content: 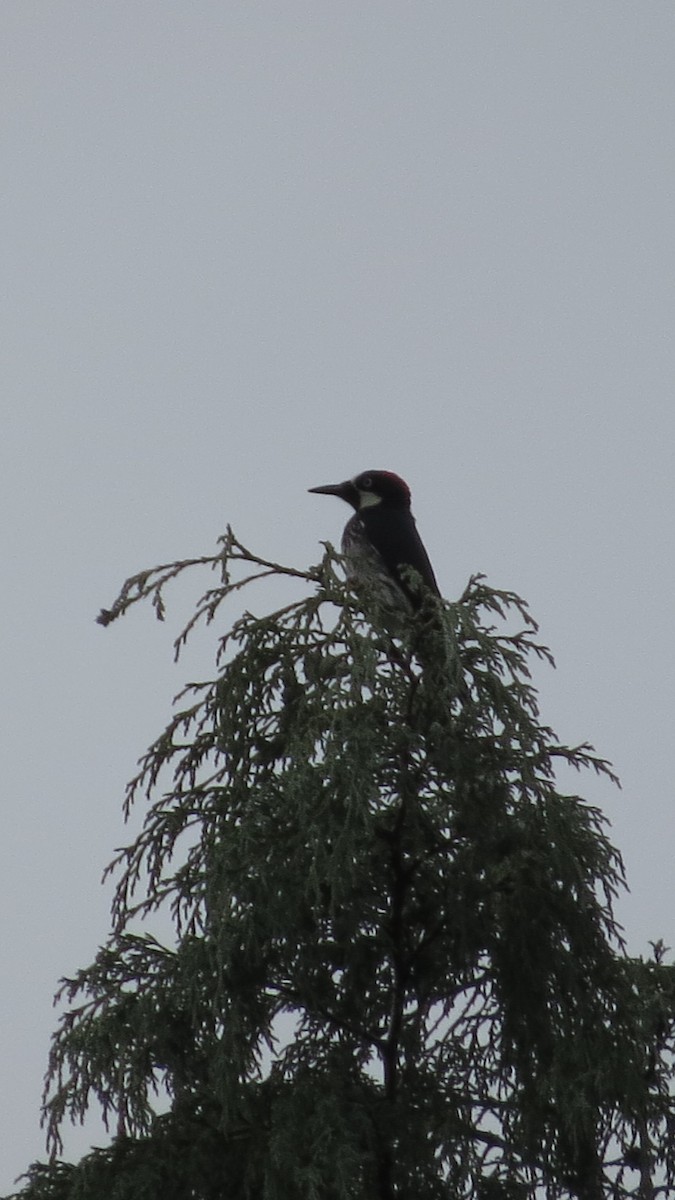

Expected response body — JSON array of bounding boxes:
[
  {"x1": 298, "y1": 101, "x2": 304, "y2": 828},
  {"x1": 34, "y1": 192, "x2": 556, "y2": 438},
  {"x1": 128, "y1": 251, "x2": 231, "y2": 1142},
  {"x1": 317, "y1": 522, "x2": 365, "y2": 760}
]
[{"x1": 7, "y1": 531, "x2": 675, "y2": 1199}]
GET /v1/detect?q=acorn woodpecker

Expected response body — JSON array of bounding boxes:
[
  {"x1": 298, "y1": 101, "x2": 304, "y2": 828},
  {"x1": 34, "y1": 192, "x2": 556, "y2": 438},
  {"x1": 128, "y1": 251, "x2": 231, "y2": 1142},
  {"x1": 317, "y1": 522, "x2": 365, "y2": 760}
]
[{"x1": 308, "y1": 470, "x2": 440, "y2": 614}]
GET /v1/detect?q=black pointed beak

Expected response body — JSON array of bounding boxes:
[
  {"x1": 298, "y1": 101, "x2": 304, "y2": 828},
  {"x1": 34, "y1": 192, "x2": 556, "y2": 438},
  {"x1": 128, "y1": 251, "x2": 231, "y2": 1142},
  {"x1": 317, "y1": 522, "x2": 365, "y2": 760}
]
[
  {"x1": 308, "y1": 479, "x2": 360, "y2": 509},
  {"x1": 308, "y1": 481, "x2": 350, "y2": 498}
]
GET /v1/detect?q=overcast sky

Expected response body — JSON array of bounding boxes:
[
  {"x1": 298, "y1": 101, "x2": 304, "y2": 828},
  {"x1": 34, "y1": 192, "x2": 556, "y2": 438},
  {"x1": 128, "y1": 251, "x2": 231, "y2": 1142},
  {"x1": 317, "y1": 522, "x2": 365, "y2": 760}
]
[{"x1": 2, "y1": 2, "x2": 674, "y2": 1189}]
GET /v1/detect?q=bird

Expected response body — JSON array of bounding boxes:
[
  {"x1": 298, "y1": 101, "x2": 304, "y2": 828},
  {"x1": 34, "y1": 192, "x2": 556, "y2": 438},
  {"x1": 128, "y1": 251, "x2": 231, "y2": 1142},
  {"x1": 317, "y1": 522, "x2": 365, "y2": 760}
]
[{"x1": 308, "y1": 470, "x2": 440, "y2": 615}]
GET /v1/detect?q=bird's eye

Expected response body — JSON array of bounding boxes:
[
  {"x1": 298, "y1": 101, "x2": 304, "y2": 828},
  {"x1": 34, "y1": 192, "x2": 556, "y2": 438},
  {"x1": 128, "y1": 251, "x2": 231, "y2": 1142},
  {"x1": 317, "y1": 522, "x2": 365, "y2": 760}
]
[{"x1": 361, "y1": 474, "x2": 373, "y2": 489}]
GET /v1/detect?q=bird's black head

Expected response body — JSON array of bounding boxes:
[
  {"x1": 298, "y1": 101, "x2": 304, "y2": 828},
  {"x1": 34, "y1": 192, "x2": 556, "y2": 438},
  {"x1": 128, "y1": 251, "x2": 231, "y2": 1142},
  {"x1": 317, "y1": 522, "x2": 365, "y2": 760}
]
[{"x1": 309, "y1": 470, "x2": 412, "y2": 512}]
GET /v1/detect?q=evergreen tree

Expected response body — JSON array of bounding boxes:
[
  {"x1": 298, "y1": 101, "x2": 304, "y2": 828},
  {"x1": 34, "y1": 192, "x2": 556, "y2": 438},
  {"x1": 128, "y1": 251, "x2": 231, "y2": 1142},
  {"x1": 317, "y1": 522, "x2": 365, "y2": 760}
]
[{"x1": 6, "y1": 530, "x2": 675, "y2": 1200}]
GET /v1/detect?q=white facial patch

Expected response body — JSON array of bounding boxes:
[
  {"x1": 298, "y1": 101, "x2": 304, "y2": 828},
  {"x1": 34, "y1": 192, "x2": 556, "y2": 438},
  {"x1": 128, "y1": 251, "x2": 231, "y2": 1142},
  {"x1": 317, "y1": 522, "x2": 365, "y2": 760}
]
[{"x1": 356, "y1": 490, "x2": 382, "y2": 509}]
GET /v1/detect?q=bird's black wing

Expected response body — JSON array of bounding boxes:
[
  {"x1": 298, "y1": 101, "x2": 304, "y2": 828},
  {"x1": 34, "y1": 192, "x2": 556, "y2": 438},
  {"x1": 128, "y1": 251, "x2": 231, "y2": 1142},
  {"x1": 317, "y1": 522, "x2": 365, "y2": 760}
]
[{"x1": 360, "y1": 505, "x2": 440, "y2": 606}]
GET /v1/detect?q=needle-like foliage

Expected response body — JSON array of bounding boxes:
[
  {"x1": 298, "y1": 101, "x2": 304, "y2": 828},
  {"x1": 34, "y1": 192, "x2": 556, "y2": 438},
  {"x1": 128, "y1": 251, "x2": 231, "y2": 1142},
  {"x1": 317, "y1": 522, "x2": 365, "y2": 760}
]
[{"x1": 6, "y1": 532, "x2": 675, "y2": 1200}]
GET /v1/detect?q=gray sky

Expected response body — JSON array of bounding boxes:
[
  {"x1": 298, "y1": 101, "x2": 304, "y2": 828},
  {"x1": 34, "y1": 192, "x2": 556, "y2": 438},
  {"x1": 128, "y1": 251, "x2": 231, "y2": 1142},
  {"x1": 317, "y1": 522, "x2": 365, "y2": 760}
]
[{"x1": 2, "y1": 2, "x2": 674, "y2": 1188}]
